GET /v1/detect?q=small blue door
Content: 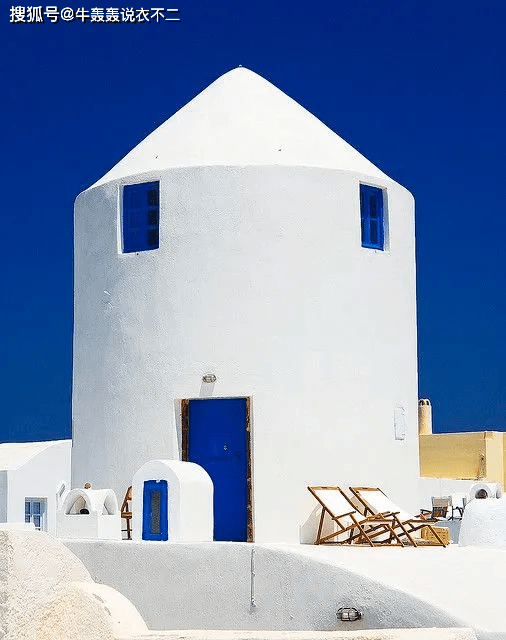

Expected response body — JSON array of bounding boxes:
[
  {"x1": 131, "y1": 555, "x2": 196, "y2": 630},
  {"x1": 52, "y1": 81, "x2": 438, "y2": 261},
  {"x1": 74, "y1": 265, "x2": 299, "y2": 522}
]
[
  {"x1": 142, "y1": 479, "x2": 168, "y2": 541},
  {"x1": 187, "y1": 398, "x2": 249, "y2": 541}
]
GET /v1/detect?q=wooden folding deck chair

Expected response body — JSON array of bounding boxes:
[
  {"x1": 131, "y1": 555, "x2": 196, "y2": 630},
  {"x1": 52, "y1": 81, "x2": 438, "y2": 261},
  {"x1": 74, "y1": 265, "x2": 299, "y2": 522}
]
[
  {"x1": 430, "y1": 496, "x2": 451, "y2": 519},
  {"x1": 121, "y1": 486, "x2": 132, "y2": 540},
  {"x1": 307, "y1": 486, "x2": 407, "y2": 546},
  {"x1": 349, "y1": 486, "x2": 447, "y2": 547}
]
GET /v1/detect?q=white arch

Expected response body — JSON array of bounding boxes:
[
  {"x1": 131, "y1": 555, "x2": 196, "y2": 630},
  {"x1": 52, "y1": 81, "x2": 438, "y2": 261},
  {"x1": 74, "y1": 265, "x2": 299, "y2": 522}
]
[{"x1": 61, "y1": 488, "x2": 118, "y2": 516}]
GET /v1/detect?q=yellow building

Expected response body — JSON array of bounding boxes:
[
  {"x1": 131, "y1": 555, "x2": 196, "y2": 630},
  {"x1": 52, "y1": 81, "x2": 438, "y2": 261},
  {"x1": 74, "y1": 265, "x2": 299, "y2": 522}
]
[{"x1": 418, "y1": 399, "x2": 506, "y2": 487}]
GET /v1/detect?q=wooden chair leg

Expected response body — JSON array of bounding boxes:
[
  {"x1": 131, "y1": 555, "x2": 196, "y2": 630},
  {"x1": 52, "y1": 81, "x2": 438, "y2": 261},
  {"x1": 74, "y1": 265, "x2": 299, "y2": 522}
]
[{"x1": 315, "y1": 508, "x2": 326, "y2": 544}]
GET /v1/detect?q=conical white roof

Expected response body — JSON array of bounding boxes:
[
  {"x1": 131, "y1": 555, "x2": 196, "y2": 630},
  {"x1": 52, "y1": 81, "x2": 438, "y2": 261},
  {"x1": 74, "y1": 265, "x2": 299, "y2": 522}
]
[{"x1": 92, "y1": 67, "x2": 390, "y2": 188}]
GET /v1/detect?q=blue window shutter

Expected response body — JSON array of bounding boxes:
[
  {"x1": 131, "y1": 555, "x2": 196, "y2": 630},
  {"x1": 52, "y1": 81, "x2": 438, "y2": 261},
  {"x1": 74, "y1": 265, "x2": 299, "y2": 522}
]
[
  {"x1": 142, "y1": 479, "x2": 168, "y2": 541},
  {"x1": 360, "y1": 184, "x2": 384, "y2": 250},
  {"x1": 123, "y1": 181, "x2": 160, "y2": 253}
]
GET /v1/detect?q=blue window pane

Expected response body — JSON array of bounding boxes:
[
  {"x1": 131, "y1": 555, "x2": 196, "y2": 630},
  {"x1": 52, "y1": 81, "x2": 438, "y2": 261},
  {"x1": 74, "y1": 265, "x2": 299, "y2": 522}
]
[
  {"x1": 123, "y1": 182, "x2": 160, "y2": 253},
  {"x1": 360, "y1": 184, "x2": 384, "y2": 250},
  {"x1": 33, "y1": 502, "x2": 41, "y2": 515},
  {"x1": 370, "y1": 220, "x2": 378, "y2": 246},
  {"x1": 129, "y1": 210, "x2": 142, "y2": 229},
  {"x1": 148, "y1": 209, "x2": 159, "y2": 226},
  {"x1": 369, "y1": 195, "x2": 378, "y2": 219},
  {"x1": 129, "y1": 230, "x2": 141, "y2": 249},
  {"x1": 142, "y1": 480, "x2": 168, "y2": 541},
  {"x1": 147, "y1": 189, "x2": 159, "y2": 206},
  {"x1": 25, "y1": 501, "x2": 31, "y2": 515},
  {"x1": 25, "y1": 515, "x2": 30, "y2": 523},
  {"x1": 147, "y1": 229, "x2": 159, "y2": 247},
  {"x1": 129, "y1": 190, "x2": 143, "y2": 209},
  {"x1": 150, "y1": 490, "x2": 161, "y2": 534},
  {"x1": 33, "y1": 515, "x2": 41, "y2": 529}
]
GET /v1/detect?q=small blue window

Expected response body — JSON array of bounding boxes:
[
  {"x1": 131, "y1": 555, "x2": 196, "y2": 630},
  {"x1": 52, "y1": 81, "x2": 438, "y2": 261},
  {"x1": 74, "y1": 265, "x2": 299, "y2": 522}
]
[
  {"x1": 360, "y1": 184, "x2": 384, "y2": 250},
  {"x1": 142, "y1": 479, "x2": 168, "y2": 541},
  {"x1": 123, "y1": 181, "x2": 160, "y2": 253}
]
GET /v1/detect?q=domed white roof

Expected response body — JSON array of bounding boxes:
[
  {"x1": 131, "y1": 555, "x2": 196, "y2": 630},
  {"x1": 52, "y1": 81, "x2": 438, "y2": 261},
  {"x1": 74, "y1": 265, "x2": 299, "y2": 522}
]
[{"x1": 92, "y1": 67, "x2": 390, "y2": 188}]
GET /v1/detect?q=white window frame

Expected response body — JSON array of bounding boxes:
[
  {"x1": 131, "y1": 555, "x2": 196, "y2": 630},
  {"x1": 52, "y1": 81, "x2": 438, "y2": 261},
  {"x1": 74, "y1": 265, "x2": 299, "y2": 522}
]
[{"x1": 25, "y1": 497, "x2": 47, "y2": 531}]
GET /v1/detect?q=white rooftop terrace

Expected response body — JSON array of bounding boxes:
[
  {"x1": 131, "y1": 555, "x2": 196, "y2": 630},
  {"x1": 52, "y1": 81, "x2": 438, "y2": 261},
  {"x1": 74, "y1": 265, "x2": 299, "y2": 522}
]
[{"x1": 0, "y1": 440, "x2": 70, "y2": 470}]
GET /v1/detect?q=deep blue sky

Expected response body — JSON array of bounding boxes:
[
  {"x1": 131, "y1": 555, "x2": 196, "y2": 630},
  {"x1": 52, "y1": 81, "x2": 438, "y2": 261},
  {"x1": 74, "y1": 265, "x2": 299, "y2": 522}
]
[{"x1": 1, "y1": 0, "x2": 505, "y2": 440}]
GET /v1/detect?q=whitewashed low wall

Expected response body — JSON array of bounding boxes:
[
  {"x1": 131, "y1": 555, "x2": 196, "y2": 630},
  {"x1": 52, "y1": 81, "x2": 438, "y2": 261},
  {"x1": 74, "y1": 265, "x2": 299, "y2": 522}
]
[
  {"x1": 140, "y1": 631, "x2": 477, "y2": 640},
  {"x1": 64, "y1": 541, "x2": 506, "y2": 639},
  {"x1": 57, "y1": 488, "x2": 121, "y2": 540},
  {"x1": 459, "y1": 496, "x2": 506, "y2": 549}
]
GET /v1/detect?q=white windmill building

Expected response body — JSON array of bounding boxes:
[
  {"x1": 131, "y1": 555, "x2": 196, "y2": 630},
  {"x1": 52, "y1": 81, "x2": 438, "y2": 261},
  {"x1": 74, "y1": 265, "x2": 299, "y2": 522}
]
[{"x1": 72, "y1": 67, "x2": 418, "y2": 543}]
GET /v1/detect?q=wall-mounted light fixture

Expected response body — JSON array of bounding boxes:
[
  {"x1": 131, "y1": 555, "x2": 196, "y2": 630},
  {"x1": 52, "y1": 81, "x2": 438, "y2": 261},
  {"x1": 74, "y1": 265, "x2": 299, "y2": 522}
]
[
  {"x1": 337, "y1": 607, "x2": 362, "y2": 622},
  {"x1": 202, "y1": 374, "x2": 217, "y2": 383}
]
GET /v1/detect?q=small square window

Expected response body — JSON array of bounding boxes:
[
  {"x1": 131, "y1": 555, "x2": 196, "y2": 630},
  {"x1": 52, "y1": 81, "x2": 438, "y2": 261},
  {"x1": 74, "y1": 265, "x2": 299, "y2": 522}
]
[
  {"x1": 24, "y1": 498, "x2": 47, "y2": 531},
  {"x1": 360, "y1": 184, "x2": 384, "y2": 250},
  {"x1": 123, "y1": 181, "x2": 160, "y2": 253}
]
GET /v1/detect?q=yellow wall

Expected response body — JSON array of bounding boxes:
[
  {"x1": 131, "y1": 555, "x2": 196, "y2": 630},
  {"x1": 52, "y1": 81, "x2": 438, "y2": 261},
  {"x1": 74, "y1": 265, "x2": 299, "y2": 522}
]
[
  {"x1": 419, "y1": 431, "x2": 506, "y2": 485},
  {"x1": 503, "y1": 435, "x2": 506, "y2": 487},
  {"x1": 485, "y1": 431, "x2": 504, "y2": 486}
]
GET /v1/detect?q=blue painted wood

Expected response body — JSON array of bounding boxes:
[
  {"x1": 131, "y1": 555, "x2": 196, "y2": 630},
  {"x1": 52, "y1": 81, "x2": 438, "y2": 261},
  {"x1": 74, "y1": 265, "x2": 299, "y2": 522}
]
[
  {"x1": 188, "y1": 398, "x2": 248, "y2": 542},
  {"x1": 360, "y1": 184, "x2": 384, "y2": 250},
  {"x1": 142, "y1": 479, "x2": 168, "y2": 541},
  {"x1": 123, "y1": 181, "x2": 159, "y2": 253}
]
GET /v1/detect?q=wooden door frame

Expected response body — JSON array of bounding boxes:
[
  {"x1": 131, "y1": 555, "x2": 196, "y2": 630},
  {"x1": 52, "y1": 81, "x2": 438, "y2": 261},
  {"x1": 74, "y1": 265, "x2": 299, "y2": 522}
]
[{"x1": 181, "y1": 396, "x2": 253, "y2": 542}]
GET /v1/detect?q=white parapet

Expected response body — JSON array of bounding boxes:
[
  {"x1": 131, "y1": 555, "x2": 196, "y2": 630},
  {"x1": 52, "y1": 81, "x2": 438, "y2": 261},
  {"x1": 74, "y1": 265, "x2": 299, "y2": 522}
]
[
  {"x1": 459, "y1": 495, "x2": 506, "y2": 548},
  {"x1": 136, "y1": 630, "x2": 477, "y2": 640},
  {"x1": 56, "y1": 488, "x2": 121, "y2": 540}
]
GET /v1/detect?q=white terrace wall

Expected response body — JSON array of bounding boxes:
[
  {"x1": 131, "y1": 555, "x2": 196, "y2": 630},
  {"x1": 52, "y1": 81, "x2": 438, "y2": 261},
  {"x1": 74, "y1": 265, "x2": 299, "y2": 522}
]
[
  {"x1": 64, "y1": 541, "x2": 505, "y2": 639},
  {"x1": 0, "y1": 471, "x2": 7, "y2": 522}
]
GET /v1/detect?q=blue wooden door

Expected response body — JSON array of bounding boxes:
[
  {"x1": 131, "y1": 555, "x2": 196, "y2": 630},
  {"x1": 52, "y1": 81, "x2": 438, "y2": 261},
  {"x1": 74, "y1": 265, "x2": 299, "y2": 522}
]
[
  {"x1": 142, "y1": 479, "x2": 168, "y2": 541},
  {"x1": 187, "y1": 398, "x2": 249, "y2": 541}
]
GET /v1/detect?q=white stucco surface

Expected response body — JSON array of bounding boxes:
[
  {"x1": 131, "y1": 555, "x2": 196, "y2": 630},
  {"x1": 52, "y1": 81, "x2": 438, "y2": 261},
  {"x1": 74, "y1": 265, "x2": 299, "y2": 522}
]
[
  {"x1": 131, "y1": 460, "x2": 213, "y2": 541},
  {"x1": 73, "y1": 154, "x2": 418, "y2": 543},
  {"x1": 0, "y1": 441, "x2": 66, "y2": 470},
  {"x1": 92, "y1": 68, "x2": 389, "y2": 187},
  {"x1": 0, "y1": 470, "x2": 8, "y2": 521},
  {"x1": 0, "y1": 529, "x2": 475, "y2": 640},
  {"x1": 459, "y1": 496, "x2": 506, "y2": 548},
  {"x1": 57, "y1": 488, "x2": 121, "y2": 540},
  {"x1": 64, "y1": 541, "x2": 506, "y2": 639},
  {"x1": 0, "y1": 440, "x2": 71, "y2": 534}
]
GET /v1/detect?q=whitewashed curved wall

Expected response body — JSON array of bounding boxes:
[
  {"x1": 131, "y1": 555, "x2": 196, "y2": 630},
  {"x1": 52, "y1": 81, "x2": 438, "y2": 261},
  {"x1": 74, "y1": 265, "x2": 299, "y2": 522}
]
[{"x1": 72, "y1": 165, "x2": 418, "y2": 542}]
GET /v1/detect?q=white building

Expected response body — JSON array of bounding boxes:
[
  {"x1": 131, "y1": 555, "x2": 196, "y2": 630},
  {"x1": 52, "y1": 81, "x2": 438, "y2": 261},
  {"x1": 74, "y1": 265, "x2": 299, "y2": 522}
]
[
  {"x1": 72, "y1": 67, "x2": 418, "y2": 543},
  {"x1": 0, "y1": 440, "x2": 71, "y2": 534}
]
